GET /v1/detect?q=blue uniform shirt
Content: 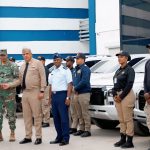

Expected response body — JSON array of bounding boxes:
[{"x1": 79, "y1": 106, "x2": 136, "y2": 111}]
[
  {"x1": 73, "y1": 64, "x2": 91, "y2": 94},
  {"x1": 48, "y1": 65, "x2": 72, "y2": 91}
]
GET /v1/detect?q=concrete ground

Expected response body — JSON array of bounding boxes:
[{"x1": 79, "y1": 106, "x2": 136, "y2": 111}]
[{"x1": 0, "y1": 114, "x2": 150, "y2": 150}]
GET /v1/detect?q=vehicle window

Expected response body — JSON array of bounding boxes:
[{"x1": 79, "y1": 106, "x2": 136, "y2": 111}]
[
  {"x1": 91, "y1": 59, "x2": 119, "y2": 73},
  {"x1": 85, "y1": 60, "x2": 100, "y2": 68},
  {"x1": 133, "y1": 59, "x2": 148, "y2": 73},
  {"x1": 90, "y1": 57, "x2": 145, "y2": 74},
  {"x1": 46, "y1": 63, "x2": 54, "y2": 70},
  {"x1": 128, "y1": 57, "x2": 144, "y2": 66},
  {"x1": 90, "y1": 61, "x2": 107, "y2": 72}
]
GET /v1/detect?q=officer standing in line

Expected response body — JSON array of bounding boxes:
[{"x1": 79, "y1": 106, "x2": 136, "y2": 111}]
[
  {"x1": 144, "y1": 44, "x2": 150, "y2": 150},
  {"x1": 37, "y1": 56, "x2": 50, "y2": 128},
  {"x1": 49, "y1": 53, "x2": 72, "y2": 146},
  {"x1": 0, "y1": 49, "x2": 19, "y2": 142},
  {"x1": 73, "y1": 53, "x2": 91, "y2": 137},
  {"x1": 19, "y1": 48, "x2": 46, "y2": 145},
  {"x1": 65, "y1": 56, "x2": 79, "y2": 134},
  {"x1": 112, "y1": 51, "x2": 135, "y2": 148}
]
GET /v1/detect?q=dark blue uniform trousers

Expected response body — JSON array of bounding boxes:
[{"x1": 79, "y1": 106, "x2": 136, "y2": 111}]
[{"x1": 52, "y1": 91, "x2": 70, "y2": 142}]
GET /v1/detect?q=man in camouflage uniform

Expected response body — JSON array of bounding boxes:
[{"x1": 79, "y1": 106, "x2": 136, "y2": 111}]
[{"x1": 0, "y1": 49, "x2": 20, "y2": 142}]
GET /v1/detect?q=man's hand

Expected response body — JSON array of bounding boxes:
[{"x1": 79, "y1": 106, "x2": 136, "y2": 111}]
[
  {"x1": 1, "y1": 83, "x2": 10, "y2": 90},
  {"x1": 48, "y1": 98, "x2": 51, "y2": 106},
  {"x1": 144, "y1": 93, "x2": 150, "y2": 105},
  {"x1": 72, "y1": 87, "x2": 75, "y2": 93},
  {"x1": 144, "y1": 93, "x2": 150, "y2": 100},
  {"x1": 114, "y1": 95, "x2": 121, "y2": 103},
  {"x1": 65, "y1": 99, "x2": 70, "y2": 106},
  {"x1": 38, "y1": 92, "x2": 44, "y2": 100},
  {"x1": 147, "y1": 99, "x2": 150, "y2": 105}
]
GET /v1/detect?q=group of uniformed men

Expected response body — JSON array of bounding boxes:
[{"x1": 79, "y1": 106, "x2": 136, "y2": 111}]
[
  {"x1": 1, "y1": 46, "x2": 150, "y2": 149},
  {"x1": 0, "y1": 48, "x2": 91, "y2": 146}
]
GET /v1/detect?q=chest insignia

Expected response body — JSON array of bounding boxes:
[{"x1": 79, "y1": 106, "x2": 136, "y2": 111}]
[
  {"x1": 77, "y1": 70, "x2": 81, "y2": 74},
  {"x1": 121, "y1": 71, "x2": 125, "y2": 74}
]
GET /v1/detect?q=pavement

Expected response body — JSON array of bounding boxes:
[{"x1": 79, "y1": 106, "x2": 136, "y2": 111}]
[{"x1": 0, "y1": 114, "x2": 150, "y2": 150}]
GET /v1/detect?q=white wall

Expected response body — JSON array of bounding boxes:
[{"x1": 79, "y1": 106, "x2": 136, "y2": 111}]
[
  {"x1": 95, "y1": 0, "x2": 120, "y2": 55},
  {"x1": 0, "y1": 0, "x2": 88, "y2": 8},
  {"x1": 0, "y1": 0, "x2": 89, "y2": 57}
]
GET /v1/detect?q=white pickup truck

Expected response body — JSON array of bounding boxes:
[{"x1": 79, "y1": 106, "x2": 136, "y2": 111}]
[{"x1": 89, "y1": 55, "x2": 150, "y2": 135}]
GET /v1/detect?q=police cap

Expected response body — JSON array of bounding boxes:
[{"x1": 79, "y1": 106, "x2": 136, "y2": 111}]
[
  {"x1": 64, "y1": 56, "x2": 75, "y2": 62},
  {"x1": 53, "y1": 53, "x2": 62, "y2": 60},
  {"x1": 37, "y1": 56, "x2": 45, "y2": 61},
  {"x1": 9, "y1": 57, "x2": 16, "y2": 62},
  {"x1": 116, "y1": 51, "x2": 131, "y2": 61},
  {"x1": 76, "y1": 53, "x2": 86, "y2": 59},
  {"x1": 0, "y1": 49, "x2": 7, "y2": 55}
]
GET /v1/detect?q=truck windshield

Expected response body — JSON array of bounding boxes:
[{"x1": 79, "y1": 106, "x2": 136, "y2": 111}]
[
  {"x1": 133, "y1": 59, "x2": 148, "y2": 73},
  {"x1": 91, "y1": 59, "x2": 119, "y2": 73}
]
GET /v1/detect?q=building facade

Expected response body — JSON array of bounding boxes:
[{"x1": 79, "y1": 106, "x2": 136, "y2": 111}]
[
  {"x1": 0, "y1": 0, "x2": 92, "y2": 59},
  {"x1": 120, "y1": 0, "x2": 150, "y2": 53}
]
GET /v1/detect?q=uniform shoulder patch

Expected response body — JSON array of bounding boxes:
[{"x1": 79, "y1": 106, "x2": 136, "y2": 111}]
[{"x1": 49, "y1": 66, "x2": 54, "y2": 73}]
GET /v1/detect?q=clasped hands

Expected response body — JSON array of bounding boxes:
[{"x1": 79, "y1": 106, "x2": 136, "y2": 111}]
[
  {"x1": 0, "y1": 83, "x2": 10, "y2": 90},
  {"x1": 113, "y1": 95, "x2": 122, "y2": 103}
]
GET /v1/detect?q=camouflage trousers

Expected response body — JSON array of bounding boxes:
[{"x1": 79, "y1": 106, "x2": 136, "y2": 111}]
[
  {"x1": 0, "y1": 91, "x2": 16, "y2": 131},
  {"x1": 144, "y1": 102, "x2": 150, "y2": 130}
]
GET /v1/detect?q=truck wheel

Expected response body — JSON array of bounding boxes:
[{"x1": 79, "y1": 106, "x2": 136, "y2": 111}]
[
  {"x1": 92, "y1": 118, "x2": 119, "y2": 129},
  {"x1": 134, "y1": 121, "x2": 149, "y2": 136}
]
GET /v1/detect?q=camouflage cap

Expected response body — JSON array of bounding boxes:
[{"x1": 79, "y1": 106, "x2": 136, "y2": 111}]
[{"x1": 0, "y1": 49, "x2": 7, "y2": 55}]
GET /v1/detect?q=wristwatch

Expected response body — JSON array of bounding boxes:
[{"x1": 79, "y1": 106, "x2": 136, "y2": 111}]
[
  {"x1": 66, "y1": 97, "x2": 70, "y2": 100},
  {"x1": 40, "y1": 91, "x2": 44, "y2": 93}
]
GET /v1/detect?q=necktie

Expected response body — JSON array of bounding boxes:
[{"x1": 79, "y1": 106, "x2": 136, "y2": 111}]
[{"x1": 22, "y1": 62, "x2": 29, "y2": 90}]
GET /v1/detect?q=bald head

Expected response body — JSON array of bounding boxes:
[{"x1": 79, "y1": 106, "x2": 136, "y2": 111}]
[{"x1": 22, "y1": 48, "x2": 32, "y2": 62}]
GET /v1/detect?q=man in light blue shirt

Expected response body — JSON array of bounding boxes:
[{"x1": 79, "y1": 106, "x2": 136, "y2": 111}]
[{"x1": 48, "y1": 53, "x2": 72, "y2": 146}]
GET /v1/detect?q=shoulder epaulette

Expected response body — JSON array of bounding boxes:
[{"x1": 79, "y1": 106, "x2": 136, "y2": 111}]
[{"x1": 49, "y1": 66, "x2": 54, "y2": 73}]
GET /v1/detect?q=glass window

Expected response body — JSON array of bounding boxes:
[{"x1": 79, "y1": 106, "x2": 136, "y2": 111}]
[
  {"x1": 91, "y1": 59, "x2": 119, "y2": 73},
  {"x1": 121, "y1": 0, "x2": 150, "y2": 53},
  {"x1": 85, "y1": 60, "x2": 100, "y2": 68},
  {"x1": 133, "y1": 59, "x2": 148, "y2": 73}
]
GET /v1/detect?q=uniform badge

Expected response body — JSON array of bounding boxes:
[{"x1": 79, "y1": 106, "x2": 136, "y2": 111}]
[
  {"x1": 121, "y1": 71, "x2": 125, "y2": 74},
  {"x1": 77, "y1": 70, "x2": 81, "y2": 74},
  {"x1": 114, "y1": 78, "x2": 117, "y2": 84}
]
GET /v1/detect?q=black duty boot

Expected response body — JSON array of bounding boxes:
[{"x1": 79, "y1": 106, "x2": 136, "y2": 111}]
[
  {"x1": 114, "y1": 133, "x2": 126, "y2": 147},
  {"x1": 121, "y1": 135, "x2": 134, "y2": 148}
]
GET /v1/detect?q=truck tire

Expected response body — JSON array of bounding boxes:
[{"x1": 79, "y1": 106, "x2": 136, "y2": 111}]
[
  {"x1": 134, "y1": 121, "x2": 149, "y2": 136},
  {"x1": 92, "y1": 118, "x2": 119, "y2": 129}
]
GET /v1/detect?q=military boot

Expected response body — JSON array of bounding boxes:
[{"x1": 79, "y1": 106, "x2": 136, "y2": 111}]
[
  {"x1": 114, "y1": 133, "x2": 126, "y2": 147},
  {"x1": 121, "y1": 135, "x2": 134, "y2": 148},
  {"x1": 0, "y1": 131, "x2": 3, "y2": 141},
  {"x1": 9, "y1": 131, "x2": 15, "y2": 142}
]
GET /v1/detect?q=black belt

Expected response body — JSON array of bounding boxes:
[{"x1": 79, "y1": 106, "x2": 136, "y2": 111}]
[{"x1": 52, "y1": 91, "x2": 67, "y2": 94}]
